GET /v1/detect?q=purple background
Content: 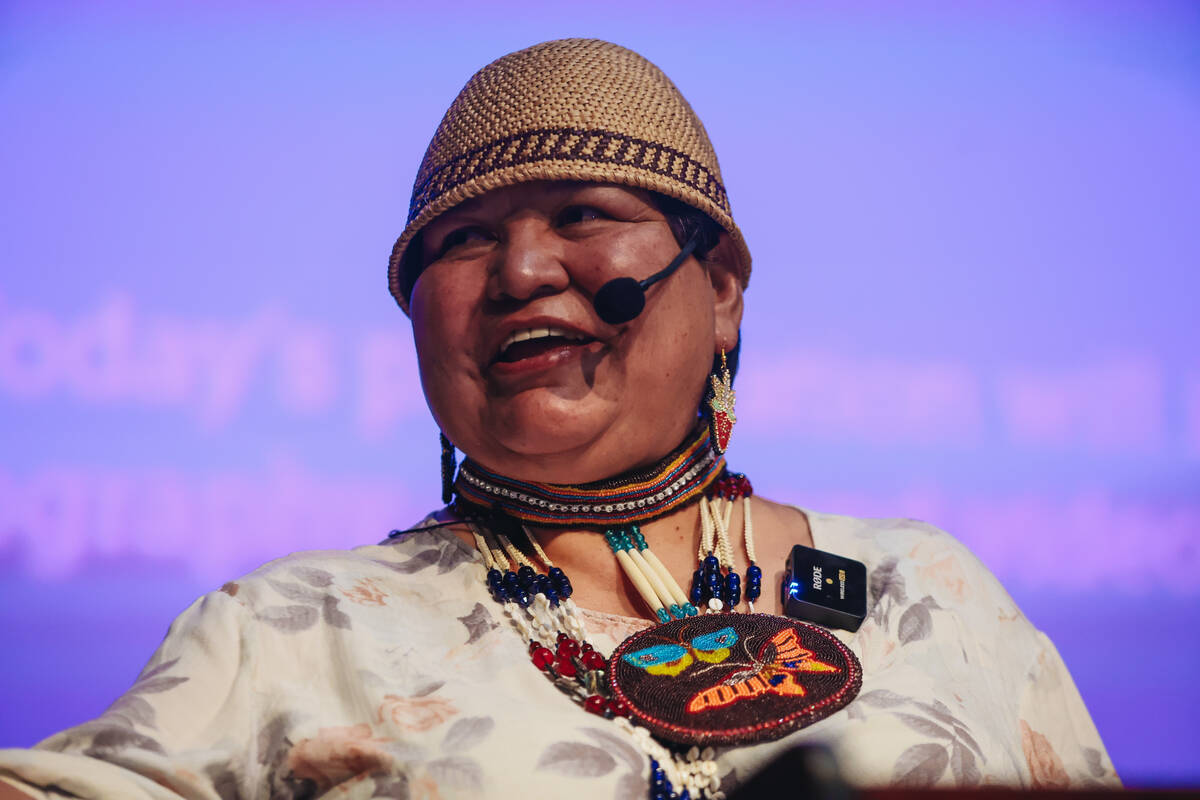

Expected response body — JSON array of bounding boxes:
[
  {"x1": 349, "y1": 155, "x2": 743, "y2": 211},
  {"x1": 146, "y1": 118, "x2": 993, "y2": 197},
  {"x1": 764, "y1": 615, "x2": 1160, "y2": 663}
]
[{"x1": 2, "y1": 0, "x2": 1198, "y2": 786}]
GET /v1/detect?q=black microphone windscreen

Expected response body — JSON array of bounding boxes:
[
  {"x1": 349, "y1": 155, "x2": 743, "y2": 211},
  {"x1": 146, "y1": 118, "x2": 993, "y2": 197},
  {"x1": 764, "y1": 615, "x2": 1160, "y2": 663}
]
[{"x1": 593, "y1": 277, "x2": 646, "y2": 325}]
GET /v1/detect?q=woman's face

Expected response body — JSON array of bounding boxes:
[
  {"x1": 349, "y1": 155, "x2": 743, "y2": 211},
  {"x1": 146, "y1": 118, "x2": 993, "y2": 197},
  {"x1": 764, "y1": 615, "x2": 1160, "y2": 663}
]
[{"x1": 409, "y1": 181, "x2": 742, "y2": 484}]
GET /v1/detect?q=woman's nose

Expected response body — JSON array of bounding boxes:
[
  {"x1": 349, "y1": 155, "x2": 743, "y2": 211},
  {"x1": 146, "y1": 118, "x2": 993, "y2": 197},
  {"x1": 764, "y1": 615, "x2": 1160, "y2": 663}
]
[{"x1": 487, "y1": 221, "x2": 570, "y2": 304}]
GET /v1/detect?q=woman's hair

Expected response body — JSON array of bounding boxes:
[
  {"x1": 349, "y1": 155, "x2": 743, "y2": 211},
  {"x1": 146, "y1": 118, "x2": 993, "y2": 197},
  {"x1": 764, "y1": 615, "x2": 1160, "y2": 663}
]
[
  {"x1": 650, "y1": 192, "x2": 725, "y2": 263},
  {"x1": 397, "y1": 191, "x2": 725, "y2": 304}
]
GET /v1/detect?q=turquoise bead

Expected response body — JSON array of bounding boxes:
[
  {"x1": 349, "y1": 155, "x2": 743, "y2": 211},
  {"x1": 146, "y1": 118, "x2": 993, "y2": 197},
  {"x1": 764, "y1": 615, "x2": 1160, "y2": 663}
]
[
  {"x1": 655, "y1": 607, "x2": 671, "y2": 624},
  {"x1": 604, "y1": 530, "x2": 629, "y2": 552},
  {"x1": 631, "y1": 525, "x2": 648, "y2": 550}
]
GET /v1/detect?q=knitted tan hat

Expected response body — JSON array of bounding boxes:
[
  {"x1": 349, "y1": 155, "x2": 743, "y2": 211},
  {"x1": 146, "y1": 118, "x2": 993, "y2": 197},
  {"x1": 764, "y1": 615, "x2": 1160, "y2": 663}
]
[{"x1": 387, "y1": 38, "x2": 752, "y2": 313}]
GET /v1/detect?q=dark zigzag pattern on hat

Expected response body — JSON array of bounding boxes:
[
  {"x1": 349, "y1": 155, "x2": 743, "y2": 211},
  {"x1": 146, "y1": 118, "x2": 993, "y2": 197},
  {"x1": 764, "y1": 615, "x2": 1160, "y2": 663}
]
[{"x1": 408, "y1": 127, "x2": 730, "y2": 226}]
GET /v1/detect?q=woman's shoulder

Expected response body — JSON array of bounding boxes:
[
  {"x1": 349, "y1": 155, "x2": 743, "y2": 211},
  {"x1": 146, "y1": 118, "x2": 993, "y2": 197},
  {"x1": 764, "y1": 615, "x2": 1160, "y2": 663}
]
[
  {"x1": 803, "y1": 506, "x2": 981, "y2": 565},
  {"x1": 215, "y1": 512, "x2": 479, "y2": 608},
  {"x1": 796, "y1": 505, "x2": 1026, "y2": 621},
  {"x1": 750, "y1": 497, "x2": 971, "y2": 557}
]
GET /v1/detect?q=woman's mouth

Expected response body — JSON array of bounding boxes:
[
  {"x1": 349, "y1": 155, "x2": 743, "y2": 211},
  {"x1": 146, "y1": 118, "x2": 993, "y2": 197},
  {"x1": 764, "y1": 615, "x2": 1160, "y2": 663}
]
[
  {"x1": 494, "y1": 326, "x2": 597, "y2": 364},
  {"x1": 482, "y1": 321, "x2": 604, "y2": 379}
]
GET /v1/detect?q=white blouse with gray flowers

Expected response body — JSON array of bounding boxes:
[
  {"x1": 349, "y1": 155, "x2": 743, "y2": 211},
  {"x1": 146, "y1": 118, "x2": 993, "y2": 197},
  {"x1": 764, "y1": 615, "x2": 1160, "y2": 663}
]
[{"x1": 0, "y1": 509, "x2": 1119, "y2": 798}]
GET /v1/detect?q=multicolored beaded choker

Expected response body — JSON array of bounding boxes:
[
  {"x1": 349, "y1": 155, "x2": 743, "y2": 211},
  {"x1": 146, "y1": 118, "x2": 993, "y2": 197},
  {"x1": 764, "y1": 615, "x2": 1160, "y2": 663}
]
[{"x1": 453, "y1": 423, "x2": 724, "y2": 527}]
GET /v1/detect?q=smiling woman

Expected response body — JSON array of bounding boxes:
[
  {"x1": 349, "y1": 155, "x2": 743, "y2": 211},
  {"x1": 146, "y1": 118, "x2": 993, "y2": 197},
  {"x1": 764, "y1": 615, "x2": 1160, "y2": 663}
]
[
  {"x1": 410, "y1": 181, "x2": 740, "y2": 485},
  {"x1": 0, "y1": 38, "x2": 1120, "y2": 799}
]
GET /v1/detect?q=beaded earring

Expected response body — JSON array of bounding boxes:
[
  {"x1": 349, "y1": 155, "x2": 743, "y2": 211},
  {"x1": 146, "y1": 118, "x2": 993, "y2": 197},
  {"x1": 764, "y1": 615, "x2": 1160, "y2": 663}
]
[
  {"x1": 440, "y1": 432, "x2": 456, "y2": 505},
  {"x1": 707, "y1": 348, "x2": 735, "y2": 454}
]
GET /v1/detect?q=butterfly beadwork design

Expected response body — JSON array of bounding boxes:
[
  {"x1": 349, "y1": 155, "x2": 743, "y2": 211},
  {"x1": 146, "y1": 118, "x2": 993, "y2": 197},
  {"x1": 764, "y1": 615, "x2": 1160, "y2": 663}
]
[
  {"x1": 621, "y1": 626, "x2": 738, "y2": 677},
  {"x1": 622, "y1": 624, "x2": 840, "y2": 713}
]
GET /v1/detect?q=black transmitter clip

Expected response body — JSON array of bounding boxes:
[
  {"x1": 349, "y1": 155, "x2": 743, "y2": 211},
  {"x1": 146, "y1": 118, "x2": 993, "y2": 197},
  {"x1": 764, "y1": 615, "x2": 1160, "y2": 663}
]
[{"x1": 781, "y1": 544, "x2": 867, "y2": 632}]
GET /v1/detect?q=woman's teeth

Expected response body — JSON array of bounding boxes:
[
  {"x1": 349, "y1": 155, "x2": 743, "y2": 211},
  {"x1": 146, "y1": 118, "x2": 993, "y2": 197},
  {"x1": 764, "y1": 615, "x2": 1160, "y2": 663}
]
[{"x1": 499, "y1": 326, "x2": 588, "y2": 356}]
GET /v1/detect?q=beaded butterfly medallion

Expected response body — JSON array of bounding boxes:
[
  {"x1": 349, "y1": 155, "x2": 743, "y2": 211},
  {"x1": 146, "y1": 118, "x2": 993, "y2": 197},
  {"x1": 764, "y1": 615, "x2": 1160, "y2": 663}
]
[{"x1": 608, "y1": 613, "x2": 861, "y2": 746}]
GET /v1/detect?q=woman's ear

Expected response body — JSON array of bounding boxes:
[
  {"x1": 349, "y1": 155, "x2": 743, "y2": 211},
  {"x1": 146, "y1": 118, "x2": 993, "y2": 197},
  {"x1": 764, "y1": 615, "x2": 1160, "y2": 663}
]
[{"x1": 706, "y1": 232, "x2": 745, "y2": 351}]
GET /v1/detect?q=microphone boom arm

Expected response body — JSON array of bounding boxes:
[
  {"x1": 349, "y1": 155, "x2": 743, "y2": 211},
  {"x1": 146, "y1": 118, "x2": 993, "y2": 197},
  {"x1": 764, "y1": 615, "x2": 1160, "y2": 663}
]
[{"x1": 592, "y1": 230, "x2": 703, "y2": 325}]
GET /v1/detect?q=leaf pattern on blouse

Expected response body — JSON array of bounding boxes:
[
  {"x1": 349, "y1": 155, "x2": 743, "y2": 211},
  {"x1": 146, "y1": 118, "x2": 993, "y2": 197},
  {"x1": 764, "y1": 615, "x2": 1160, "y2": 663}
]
[
  {"x1": 436, "y1": 541, "x2": 475, "y2": 574},
  {"x1": 383, "y1": 547, "x2": 443, "y2": 575},
  {"x1": 868, "y1": 556, "x2": 907, "y2": 629},
  {"x1": 268, "y1": 577, "x2": 327, "y2": 604},
  {"x1": 581, "y1": 728, "x2": 651, "y2": 800},
  {"x1": 1020, "y1": 720, "x2": 1071, "y2": 789},
  {"x1": 858, "y1": 688, "x2": 909, "y2": 708},
  {"x1": 36, "y1": 656, "x2": 190, "y2": 764},
  {"x1": 103, "y1": 657, "x2": 189, "y2": 732},
  {"x1": 392, "y1": 714, "x2": 494, "y2": 798},
  {"x1": 256, "y1": 567, "x2": 357, "y2": 633},
  {"x1": 206, "y1": 762, "x2": 241, "y2": 800},
  {"x1": 536, "y1": 741, "x2": 617, "y2": 777},
  {"x1": 897, "y1": 602, "x2": 932, "y2": 645},
  {"x1": 442, "y1": 716, "x2": 495, "y2": 752},
  {"x1": 893, "y1": 742, "x2": 949, "y2": 786},
  {"x1": 950, "y1": 740, "x2": 981, "y2": 785},
  {"x1": 858, "y1": 683, "x2": 989, "y2": 788},
  {"x1": 370, "y1": 775, "x2": 411, "y2": 799},
  {"x1": 257, "y1": 604, "x2": 319, "y2": 632},
  {"x1": 457, "y1": 603, "x2": 499, "y2": 645},
  {"x1": 293, "y1": 566, "x2": 335, "y2": 588}
]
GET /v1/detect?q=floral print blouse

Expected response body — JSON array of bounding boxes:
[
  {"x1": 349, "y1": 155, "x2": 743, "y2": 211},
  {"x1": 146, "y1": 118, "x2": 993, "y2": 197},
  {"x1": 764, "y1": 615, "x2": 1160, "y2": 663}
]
[{"x1": 0, "y1": 509, "x2": 1119, "y2": 798}]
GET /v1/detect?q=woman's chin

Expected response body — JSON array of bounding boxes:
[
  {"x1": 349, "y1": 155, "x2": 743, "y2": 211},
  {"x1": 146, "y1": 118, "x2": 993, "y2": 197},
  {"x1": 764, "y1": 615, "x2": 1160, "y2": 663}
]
[
  {"x1": 474, "y1": 414, "x2": 635, "y2": 483},
  {"x1": 490, "y1": 420, "x2": 604, "y2": 461}
]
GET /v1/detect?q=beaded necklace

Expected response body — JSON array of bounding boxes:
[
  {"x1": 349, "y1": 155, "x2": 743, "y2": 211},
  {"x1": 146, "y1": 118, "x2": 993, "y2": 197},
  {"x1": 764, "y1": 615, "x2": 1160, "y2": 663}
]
[
  {"x1": 458, "y1": 442, "x2": 862, "y2": 799},
  {"x1": 454, "y1": 424, "x2": 723, "y2": 527},
  {"x1": 600, "y1": 478, "x2": 757, "y2": 626}
]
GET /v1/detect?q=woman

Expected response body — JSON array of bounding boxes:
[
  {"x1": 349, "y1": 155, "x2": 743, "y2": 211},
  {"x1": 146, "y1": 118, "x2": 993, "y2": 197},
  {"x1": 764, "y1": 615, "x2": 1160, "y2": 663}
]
[{"x1": 0, "y1": 39, "x2": 1117, "y2": 799}]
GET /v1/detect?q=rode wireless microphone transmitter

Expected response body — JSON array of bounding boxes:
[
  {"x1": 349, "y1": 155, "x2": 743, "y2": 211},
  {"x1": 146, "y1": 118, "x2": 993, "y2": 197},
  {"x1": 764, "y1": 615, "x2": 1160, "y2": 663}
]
[{"x1": 781, "y1": 544, "x2": 868, "y2": 632}]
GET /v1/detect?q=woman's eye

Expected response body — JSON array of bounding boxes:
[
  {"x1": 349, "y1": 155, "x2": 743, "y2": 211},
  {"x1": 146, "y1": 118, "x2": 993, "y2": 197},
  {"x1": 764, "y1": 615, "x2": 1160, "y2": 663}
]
[
  {"x1": 435, "y1": 227, "x2": 492, "y2": 258},
  {"x1": 557, "y1": 205, "x2": 606, "y2": 226}
]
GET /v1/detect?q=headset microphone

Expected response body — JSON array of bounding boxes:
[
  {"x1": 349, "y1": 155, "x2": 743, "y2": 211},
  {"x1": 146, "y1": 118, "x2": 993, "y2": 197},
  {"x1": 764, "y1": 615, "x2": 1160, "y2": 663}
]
[{"x1": 592, "y1": 230, "x2": 702, "y2": 325}]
